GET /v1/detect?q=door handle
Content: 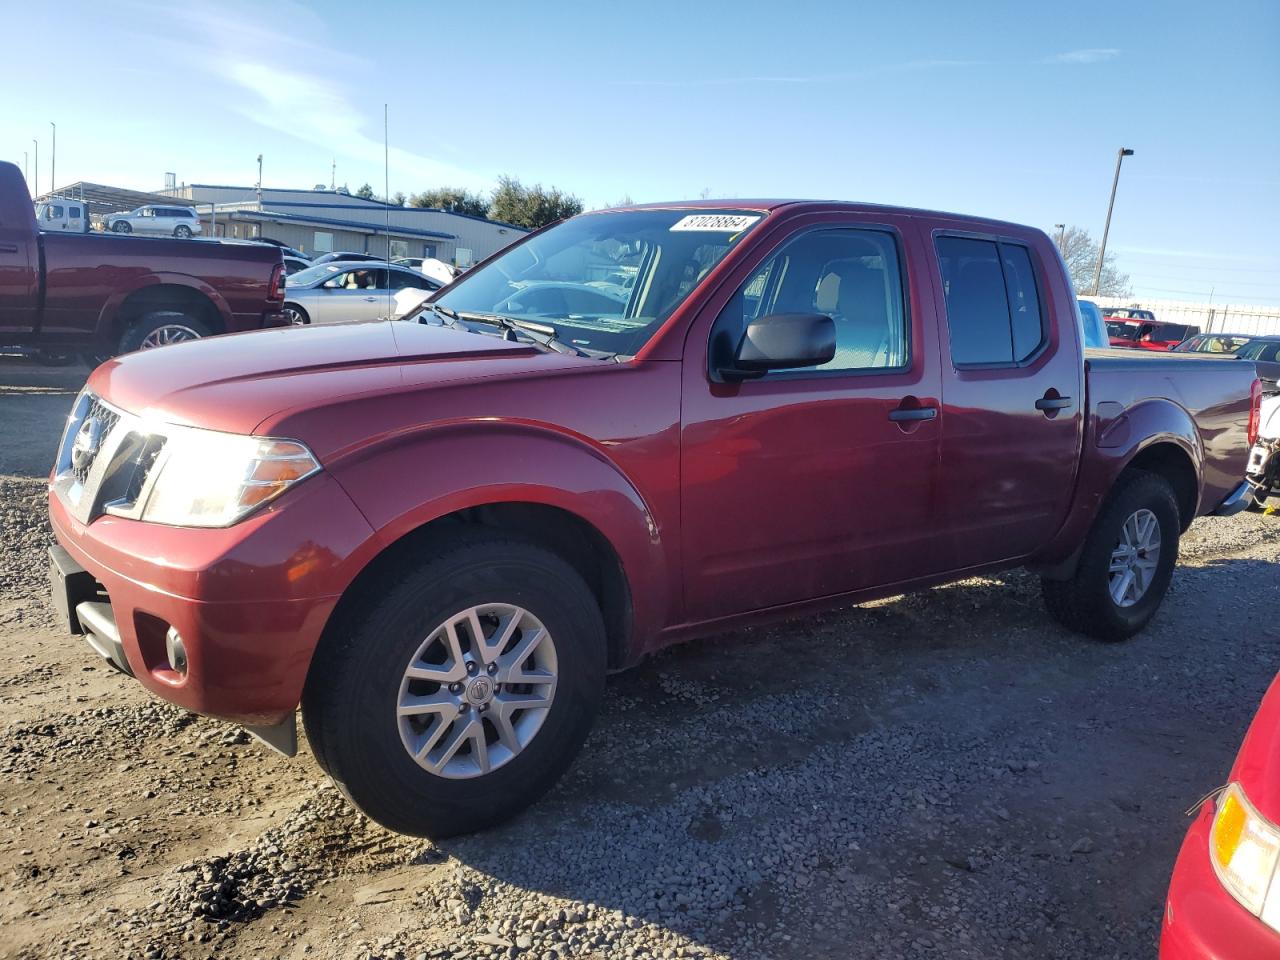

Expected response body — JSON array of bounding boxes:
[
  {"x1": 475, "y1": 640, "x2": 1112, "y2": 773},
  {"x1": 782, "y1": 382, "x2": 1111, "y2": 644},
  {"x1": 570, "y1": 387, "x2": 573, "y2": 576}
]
[
  {"x1": 363, "y1": 296, "x2": 378, "y2": 301},
  {"x1": 0, "y1": 243, "x2": 17, "y2": 253},
  {"x1": 1035, "y1": 396, "x2": 1073, "y2": 411},
  {"x1": 888, "y1": 407, "x2": 937, "y2": 422}
]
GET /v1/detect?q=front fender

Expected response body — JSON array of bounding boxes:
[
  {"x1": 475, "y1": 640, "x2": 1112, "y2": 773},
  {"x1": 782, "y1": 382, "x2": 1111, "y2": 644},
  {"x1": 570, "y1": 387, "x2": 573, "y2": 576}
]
[{"x1": 328, "y1": 420, "x2": 671, "y2": 657}]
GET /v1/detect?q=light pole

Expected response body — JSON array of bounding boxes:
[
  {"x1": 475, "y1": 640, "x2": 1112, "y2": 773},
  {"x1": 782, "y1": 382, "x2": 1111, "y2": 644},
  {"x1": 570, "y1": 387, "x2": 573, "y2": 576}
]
[
  {"x1": 23, "y1": 151, "x2": 28, "y2": 185},
  {"x1": 1054, "y1": 224, "x2": 1066, "y2": 247},
  {"x1": 256, "y1": 154, "x2": 263, "y2": 205},
  {"x1": 32, "y1": 139, "x2": 38, "y2": 196},
  {"x1": 1092, "y1": 147, "x2": 1134, "y2": 295},
  {"x1": 50, "y1": 122, "x2": 56, "y2": 194}
]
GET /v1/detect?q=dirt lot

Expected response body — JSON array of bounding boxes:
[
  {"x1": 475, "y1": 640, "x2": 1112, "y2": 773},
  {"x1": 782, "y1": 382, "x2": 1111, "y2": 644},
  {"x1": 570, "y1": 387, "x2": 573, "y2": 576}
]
[{"x1": 1, "y1": 356, "x2": 1276, "y2": 960}]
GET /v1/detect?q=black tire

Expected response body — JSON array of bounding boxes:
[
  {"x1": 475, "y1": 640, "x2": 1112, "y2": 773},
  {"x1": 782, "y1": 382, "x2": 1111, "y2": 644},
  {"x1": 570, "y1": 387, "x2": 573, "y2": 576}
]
[
  {"x1": 283, "y1": 303, "x2": 310, "y2": 326},
  {"x1": 1041, "y1": 469, "x2": 1181, "y2": 641},
  {"x1": 174, "y1": 224, "x2": 192, "y2": 239},
  {"x1": 302, "y1": 531, "x2": 607, "y2": 837},
  {"x1": 112, "y1": 221, "x2": 132, "y2": 234},
  {"x1": 117, "y1": 311, "x2": 212, "y2": 354}
]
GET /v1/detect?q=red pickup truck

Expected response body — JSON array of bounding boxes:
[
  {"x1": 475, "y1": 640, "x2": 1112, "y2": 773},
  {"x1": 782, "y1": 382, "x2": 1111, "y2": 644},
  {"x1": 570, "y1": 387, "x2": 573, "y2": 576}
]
[
  {"x1": 0, "y1": 161, "x2": 287, "y2": 362},
  {"x1": 47, "y1": 201, "x2": 1261, "y2": 837}
]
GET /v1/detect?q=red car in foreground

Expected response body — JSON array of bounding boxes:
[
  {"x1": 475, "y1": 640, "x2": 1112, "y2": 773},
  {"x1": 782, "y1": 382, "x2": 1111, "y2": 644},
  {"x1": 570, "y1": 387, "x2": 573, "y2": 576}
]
[{"x1": 1162, "y1": 674, "x2": 1280, "y2": 958}]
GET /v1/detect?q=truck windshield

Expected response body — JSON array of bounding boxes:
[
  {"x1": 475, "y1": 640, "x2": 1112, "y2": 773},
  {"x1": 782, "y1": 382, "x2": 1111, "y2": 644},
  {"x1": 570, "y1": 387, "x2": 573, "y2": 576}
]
[{"x1": 432, "y1": 209, "x2": 765, "y2": 357}]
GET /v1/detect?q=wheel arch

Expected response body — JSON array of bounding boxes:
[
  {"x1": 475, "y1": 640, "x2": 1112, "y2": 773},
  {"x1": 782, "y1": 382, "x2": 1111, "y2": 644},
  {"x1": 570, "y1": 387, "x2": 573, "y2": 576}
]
[
  {"x1": 98, "y1": 276, "x2": 232, "y2": 345},
  {"x1": 315, "y1": 421, "x2": 673, "y2": 671}
]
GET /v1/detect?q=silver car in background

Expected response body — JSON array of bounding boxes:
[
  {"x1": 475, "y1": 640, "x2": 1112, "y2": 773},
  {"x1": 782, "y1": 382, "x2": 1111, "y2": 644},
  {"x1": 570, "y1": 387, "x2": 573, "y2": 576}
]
[
  {"x1": 105, "y1": 204, "x2": 203, "y2": 238},
  {"x1": 282, "y1": 261, "x2": 442, "y2": 326}
]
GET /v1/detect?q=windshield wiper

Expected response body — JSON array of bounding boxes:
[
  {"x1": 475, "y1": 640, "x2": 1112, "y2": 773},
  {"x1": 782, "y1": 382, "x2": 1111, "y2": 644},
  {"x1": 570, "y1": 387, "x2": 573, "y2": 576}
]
[{"x1": 453, "y1": 311, "x2": 588, "y2": 357}]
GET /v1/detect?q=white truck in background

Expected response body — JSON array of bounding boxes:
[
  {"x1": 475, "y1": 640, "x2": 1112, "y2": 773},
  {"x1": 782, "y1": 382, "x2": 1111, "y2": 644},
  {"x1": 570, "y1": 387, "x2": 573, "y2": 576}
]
[{"x1": 34, "y1": 197, "x2": 89, "y2": 232}]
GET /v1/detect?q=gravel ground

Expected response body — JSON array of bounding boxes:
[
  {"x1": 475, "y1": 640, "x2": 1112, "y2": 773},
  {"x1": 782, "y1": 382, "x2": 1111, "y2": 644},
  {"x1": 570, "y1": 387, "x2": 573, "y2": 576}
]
[{"x1": 1, "y1": 357, "x2": 1277, "y2": 959}]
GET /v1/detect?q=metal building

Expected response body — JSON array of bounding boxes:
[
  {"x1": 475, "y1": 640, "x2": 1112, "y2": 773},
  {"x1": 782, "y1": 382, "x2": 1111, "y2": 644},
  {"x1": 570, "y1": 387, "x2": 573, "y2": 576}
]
[{"x1": 162, "y1": 184, "x2": 526, "y2": 266}]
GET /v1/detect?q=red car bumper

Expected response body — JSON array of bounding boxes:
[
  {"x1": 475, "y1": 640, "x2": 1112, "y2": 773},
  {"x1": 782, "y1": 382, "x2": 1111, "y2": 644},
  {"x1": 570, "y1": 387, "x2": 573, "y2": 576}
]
[
  {"x1": 1160, "y1": 803, "x2": 1280, "y2": 958},
  {"x1": 47, "y1": 473, "x2": 375, "y2": 727}
]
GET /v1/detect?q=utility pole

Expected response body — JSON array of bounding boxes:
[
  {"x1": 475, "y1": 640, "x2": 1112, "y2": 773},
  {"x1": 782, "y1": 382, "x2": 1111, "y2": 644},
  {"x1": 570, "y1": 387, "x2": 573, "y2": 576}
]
[
  {"x1": 32, "y1": 140, "x2": 38, "y2": 196},
  {"x1": 1054, "y1": 224, "x2": 1066, "y2": 247},
  {"x1": 330, "y1": 158, "x2": 336, "y2": 191},
  {"x1": 50, "y1": 122, "x2": 56, "y2": 194},
  {"x1": 256, "y1": 154, "x2": 263, "y2": 205},
  {"x1": 23, "y1": 151, "x2": 28, "y2": 186},
  {"x1": 1092, "y1": 147, "x2": 1134, "y2": 296}
]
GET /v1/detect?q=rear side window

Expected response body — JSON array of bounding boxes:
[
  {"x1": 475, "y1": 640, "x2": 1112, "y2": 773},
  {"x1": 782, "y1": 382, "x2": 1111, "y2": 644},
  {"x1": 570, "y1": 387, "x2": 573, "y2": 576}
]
[{"x1": 936, "y1": 236, "x2": 1045, "y2": 366}]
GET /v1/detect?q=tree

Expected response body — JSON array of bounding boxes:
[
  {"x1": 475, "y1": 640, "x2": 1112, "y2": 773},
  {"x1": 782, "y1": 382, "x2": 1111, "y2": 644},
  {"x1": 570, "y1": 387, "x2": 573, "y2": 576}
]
[
  {"x1": 1053, "y1": 225, "x2": 1131, "y2": 297},
  {"x1": 391, "y1": 191, "x2": 407, "y2": 207},
  {"x1": 355, "y1": 183, "x2": 376, "y2": 200},
  {"x1": 408, "y1": 187, "x2": 490, "y2": 218},
  {"x1": 488, "y1": 175, "x2": 584, "y2": 229}
]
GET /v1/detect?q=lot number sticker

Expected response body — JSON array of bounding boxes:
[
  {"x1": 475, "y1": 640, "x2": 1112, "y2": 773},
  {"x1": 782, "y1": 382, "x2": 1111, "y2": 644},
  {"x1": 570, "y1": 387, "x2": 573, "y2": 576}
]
[{"x1": 670, "y1": 214, "x2": 761, "y2": 232}]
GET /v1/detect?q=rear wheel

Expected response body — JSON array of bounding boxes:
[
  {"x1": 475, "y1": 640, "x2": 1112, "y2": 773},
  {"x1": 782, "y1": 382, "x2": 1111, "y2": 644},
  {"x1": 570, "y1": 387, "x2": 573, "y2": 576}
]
[
  {"x1": 1041, "y1": 470, "x2": 1181, "y2": 641},
  {"x1": 302, "y1": 532, "x2": 606, "y2": 837},
  {"x1": 118, "y1": 311, "x2": 212, "y2": 354},
  {"x1": 283, "y1": 303, "x2": 310, "y2": 326},
  {"x1": 174, "y1": 224, "x2": 192, "y2": 239}
]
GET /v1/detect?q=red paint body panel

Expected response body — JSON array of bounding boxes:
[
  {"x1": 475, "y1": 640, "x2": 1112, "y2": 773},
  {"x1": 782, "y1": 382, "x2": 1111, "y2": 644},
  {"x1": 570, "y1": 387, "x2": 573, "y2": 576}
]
[
  {"x1": 45, "y1": 199, "x2": 1257, "y2": 729},
  {"x1": 1161, "y1": 675, "x2": 1280, "y2": 958},
  {"x1": 0, "y1": 161, "x2": 284, "y2": 350}
]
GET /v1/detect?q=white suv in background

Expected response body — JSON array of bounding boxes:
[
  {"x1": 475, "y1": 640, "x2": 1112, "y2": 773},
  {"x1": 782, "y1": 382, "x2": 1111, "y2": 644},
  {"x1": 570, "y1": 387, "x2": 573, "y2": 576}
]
[{"x1": 105, "y1": 205, "x2": 203, "y2": 238}]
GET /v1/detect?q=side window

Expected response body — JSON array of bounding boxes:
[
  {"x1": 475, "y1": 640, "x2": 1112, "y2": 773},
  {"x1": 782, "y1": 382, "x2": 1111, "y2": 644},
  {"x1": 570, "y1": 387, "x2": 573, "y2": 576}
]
[
  {"x1": 936, "y1": 236, "x2": 1045, "y2": 366},
  {"x1": 710, "y1": 228, "x2": 908, "y2": 376},
  {"x1": 69, "y1": 206, "x2": 81, "y2": 218}
]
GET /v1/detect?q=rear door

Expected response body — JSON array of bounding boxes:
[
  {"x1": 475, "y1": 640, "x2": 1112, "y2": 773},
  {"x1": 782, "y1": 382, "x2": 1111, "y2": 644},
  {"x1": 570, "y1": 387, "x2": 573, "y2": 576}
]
[
  {"x1": 680, "y1": 216, "x2": 944, "y2": 621},
  {"x1": 928, "y1": 227, "x2": 1084, "y2": 569}
]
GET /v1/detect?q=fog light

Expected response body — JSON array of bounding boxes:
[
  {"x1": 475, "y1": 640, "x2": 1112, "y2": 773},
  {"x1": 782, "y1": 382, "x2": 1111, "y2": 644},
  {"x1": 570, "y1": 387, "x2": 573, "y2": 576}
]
[{"x1": 164, "y1": 627, "x2": 188, "y2": 675}]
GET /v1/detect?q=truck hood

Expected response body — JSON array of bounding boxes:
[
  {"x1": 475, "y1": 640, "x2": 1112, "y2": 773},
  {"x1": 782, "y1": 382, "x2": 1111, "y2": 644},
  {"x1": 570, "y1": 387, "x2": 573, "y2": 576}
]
[{"x1": 88, "y1": 320, "x2": 569, "y2": 436}]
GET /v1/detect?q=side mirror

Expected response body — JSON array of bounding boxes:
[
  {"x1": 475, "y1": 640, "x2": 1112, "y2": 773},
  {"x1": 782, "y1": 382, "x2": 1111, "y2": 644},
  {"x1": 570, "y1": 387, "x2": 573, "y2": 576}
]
[{"x1": 717, "y1": 312, "x2": 836, "y2": 382}]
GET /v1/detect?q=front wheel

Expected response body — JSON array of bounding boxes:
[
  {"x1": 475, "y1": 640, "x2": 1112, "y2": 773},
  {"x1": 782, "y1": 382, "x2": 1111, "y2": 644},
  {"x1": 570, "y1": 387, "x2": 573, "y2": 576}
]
[
  {"x1": 1041, "y1": 470, "x2": 1181, "y2": 641},
  {"x1": 302, "y1": 532, "x2": 606, "y2": 837},
  {"x1": 112, "y1": 221, "x2": 132, "y2": 234}
]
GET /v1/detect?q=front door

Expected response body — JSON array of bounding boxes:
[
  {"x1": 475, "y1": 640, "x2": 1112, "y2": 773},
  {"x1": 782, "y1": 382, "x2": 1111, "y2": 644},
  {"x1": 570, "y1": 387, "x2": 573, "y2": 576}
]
[
  {"x1": 680, "y1": 220, "x2": 944, "y2": 623},
  {"x1": 929, "y1": 229, "x2": 1084, "y2": 569},
  {"x1": 315, "y1": 267, "x2": 392, "y2": 323},
  {"x1": 0, "y1": 206, "x2": 38, "y2": 334}
]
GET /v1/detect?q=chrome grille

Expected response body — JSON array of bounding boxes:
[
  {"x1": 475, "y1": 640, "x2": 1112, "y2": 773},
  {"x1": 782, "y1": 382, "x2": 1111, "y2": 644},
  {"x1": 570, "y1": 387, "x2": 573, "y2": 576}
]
[
  {"x1": 54, "y1": 392, "x2": 165, "y2": 524},
  {"x1": 71, "y1": 397, "x2": 122, "y2": 486}
]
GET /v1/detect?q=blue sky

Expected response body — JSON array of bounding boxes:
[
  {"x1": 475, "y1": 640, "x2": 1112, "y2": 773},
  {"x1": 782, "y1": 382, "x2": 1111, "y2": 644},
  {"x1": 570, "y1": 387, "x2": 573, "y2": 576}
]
[{"x1": 7, "y1": 0, "x2": 1278, "y2": 304}]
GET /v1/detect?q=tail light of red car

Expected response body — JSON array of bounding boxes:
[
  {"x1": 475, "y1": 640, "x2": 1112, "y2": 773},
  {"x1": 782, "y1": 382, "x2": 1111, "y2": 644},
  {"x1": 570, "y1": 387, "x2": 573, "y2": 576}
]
[
  {"x1": 1249, "y1": 378, "x2": 1263, "y2": 446},
  {"x1": 268, "y1": 262, "x2": 285, "y2": 303}
]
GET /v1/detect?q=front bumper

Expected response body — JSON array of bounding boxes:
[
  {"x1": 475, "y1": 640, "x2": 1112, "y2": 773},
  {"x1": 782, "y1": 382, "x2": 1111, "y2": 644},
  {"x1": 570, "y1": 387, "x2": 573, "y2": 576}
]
[
  {"x1": 47, "y1": 471, "x2": 375, "y2": 729},
  {"x1": 1211, "y1": 480, "x2": 1255, "y2": 517},
  {"x1": 1160, "y1": 804, "x2": 1280, "y2": 958}
]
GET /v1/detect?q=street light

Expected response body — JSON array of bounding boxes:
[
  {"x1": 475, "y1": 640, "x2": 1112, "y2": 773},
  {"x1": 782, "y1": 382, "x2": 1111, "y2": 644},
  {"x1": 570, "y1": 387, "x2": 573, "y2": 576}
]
[
  {"x1": 31, "y1": 139, "x2": 38, "y2": 196},
  {"x1": 1054, "y1": 224, "x2": 1066, "y2": 247},
  {"x1": 50, "y1": 122, "x2": 56, "y2": 194},
  {"x1": 1092, "y1": 147, "x2": 1134, "y2": 296}
]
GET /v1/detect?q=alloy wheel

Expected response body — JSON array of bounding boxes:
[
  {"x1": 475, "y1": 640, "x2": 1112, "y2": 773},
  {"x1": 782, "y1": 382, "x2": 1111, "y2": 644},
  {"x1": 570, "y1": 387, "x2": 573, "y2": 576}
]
[
  {"x1": 138, "y1": 324, "x2": 202, "y2": 349},
  {"x1": 397, "y1": 603, "x2": 558, "y2": 780},
  {"x1": 1108, "y1": 508, "x2": 1161, "y2": 607}
]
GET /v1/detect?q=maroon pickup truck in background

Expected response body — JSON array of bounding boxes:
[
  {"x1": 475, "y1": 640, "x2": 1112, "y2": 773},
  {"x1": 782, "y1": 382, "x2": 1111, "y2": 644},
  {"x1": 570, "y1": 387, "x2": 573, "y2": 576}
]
[
  {"x1": 0, "y1": 161, "x2": 286, "y2": 362},
  {"x1": 47, "y1": 199, "x2": 1261, "y2": 838}
]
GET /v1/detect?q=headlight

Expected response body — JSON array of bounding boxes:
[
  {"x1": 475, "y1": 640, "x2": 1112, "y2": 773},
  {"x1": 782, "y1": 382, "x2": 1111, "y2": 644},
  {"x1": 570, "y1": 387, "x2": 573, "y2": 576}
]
[
  {"x1": 1210, "y1": 782, "x2": 1280, "y2": 929},
  {"x1": 139, "y1": 425, "x2": 320, "y2": 528}
]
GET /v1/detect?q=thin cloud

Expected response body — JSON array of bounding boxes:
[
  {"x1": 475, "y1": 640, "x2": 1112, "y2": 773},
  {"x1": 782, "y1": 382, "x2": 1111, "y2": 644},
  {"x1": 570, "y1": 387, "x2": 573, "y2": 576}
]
[
  {"x1": 122, "y1": 0, "x2": 490, "y2": 191},
  {"x1": 1045, "y1": 48, "x2": 1121, "y2": 64},
  {"x1": 611, "y1": 58, "x2": 989, "y2": 87}
]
